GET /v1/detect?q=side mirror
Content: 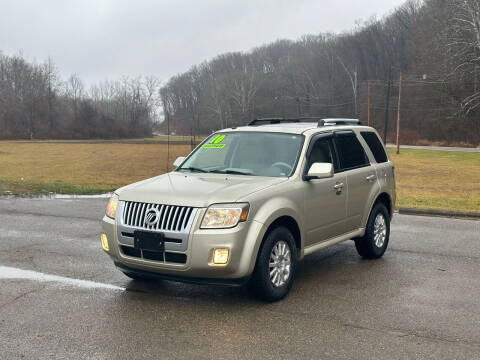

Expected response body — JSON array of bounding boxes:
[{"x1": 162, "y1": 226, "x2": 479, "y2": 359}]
[
  {"x1": 306, "y1": 162, "x2": 334, "y2": 180},
  {"x1": 173, "y1": 156, "x2": 186, "y2": 169}
]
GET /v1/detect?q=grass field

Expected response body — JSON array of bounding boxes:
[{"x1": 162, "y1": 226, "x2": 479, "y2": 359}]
[
  {"x1": 387, "y1": 148, "x2": 479, "y2": 212},
  {"x1": 0, "y1": 141, "x2": 478, "y2": 212},
  {"x1": 0, "y1": 142, "x2": 191, "y2": 195}
]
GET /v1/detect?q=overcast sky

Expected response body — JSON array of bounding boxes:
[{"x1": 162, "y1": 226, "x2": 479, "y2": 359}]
[{"x1": 1, "y1": 0, "x2": 406, "y2": 86}]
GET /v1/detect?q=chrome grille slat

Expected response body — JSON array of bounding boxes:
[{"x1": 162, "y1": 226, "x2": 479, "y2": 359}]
[
  {"x1": 154, "y1": 204, "x2": 161, "y2": 230},
  {"x1": 142, "y1": 203, "x2": 149, "y2": 228},
  {"x1": 131, "y1": 202, "x2": 136, "y2": 225},
  {"x1": 176, "y1": 207, "x2": 186, "y2": 231},
  {"x1": 169, "y1": 206, "x2": 175, "y2": 229},
  {"x1": 169, "y1": 207, "x2": 179, "y2": 230},
  {"x1": 125, "y1": 202, "x2": 132, "y2": 225},
  {"x1": 122, "y1": 201, "x2": 195, "y2": 233},
  {"x1": 165, "y1": 206, "x2": 174, "y2": 230},
  {"x1": 162, "y1": 205, "x2": 171, "y2": 230},
  {"x1": 156, "y1": 205, "x2": 165, "y2": 230},
  {"x1": 143, "y1": 203, "x2": 149, "y2": 227},
  {"x1": 141, "y1": 203, "x2": 148, "y2": 227},
  {"x1": 129, "y1": 202, "x2": 135, "y2": 225},
  {"x1": 133, "y1": 203, "x2": 140, "y2": 227},
  {"x1": 130, "y1": 202, "x2": 135, "y2": 226},
  {"x1": 183, "y1": 208, "x2": 192, "y2": 230},
  {"x1": 139, "y1": 203, "x2": 146, "y2": 227}
]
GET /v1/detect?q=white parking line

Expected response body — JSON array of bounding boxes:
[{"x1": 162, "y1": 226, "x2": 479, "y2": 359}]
[{"x1": 0, "y1": 266, "x2": 125, "y2": 291}]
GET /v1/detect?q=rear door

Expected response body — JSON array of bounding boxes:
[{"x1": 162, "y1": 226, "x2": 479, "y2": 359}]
[
  {"x1": 333, "y1": 131, "x2": 378, "y2": 232},
  {"x1": 359, "y1": 131, "x2": 396, "y2": 212}
]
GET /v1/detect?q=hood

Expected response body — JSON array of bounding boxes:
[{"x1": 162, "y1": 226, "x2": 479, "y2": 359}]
[{"x1": 117, "y1": 172, "x2": 286, "y2": 207}]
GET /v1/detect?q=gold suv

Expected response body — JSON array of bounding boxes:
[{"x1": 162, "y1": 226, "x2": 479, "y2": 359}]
[{"x1": 101, "y1": 118, "x2": 396, "y2": 301}]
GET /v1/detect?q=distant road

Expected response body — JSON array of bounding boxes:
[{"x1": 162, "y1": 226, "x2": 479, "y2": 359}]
[{"x1": 387, "y1": 144, "x2": 480, "y2": 152}]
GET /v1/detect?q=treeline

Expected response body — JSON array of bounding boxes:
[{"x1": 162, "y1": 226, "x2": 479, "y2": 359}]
[
  {"x1": 160, "y1": 0, "x2": 480, "y2": 145},
  {"x1": 0, "y1": 54, "x2": 160, "y2": 139}
]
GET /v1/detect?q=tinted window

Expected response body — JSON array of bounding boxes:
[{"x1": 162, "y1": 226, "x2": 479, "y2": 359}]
[
  {"x1": 360, "y1": 131, "x2": 388, "y2": 163},
  {"x1": 335, "y1": 133, "x2": 369, "y2": 170},
  {"x1": 307, "y1": 137, "x2": 336, "y2": 170}
]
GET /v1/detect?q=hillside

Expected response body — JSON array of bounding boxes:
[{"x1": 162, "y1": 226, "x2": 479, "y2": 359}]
[{"x1": 160, "y1": 0, "x2": 480, "y2": 145}]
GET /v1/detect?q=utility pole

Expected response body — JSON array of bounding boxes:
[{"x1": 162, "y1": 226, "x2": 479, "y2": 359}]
[
  {"x1": 383, "y1": 68, "x2": 392, "y2": 144},
  {"x1": 367, "y1": 80, "x2": 371, "y2": 126},
  {"x1": 354, "y1": 70, "x2": 358, "y2": 116},
  {"x1": 167, "y1": 111, "x2": 170, "y2": 172},
  {"x1": 396, "y1": 74, "x2": 403, "y2": 155}
]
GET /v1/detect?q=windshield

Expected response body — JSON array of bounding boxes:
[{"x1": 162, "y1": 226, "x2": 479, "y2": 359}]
[{"x1": 178, "y1": 132, "x2": 304, "y2": 177}]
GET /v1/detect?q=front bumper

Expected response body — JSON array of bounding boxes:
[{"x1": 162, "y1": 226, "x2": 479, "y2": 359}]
[
  {"x1": 114, "y1": 262, "x2": 250, "y2": 286},
  {"x1": 101, "y1": 211, "x2": 266, "y2": 280}
]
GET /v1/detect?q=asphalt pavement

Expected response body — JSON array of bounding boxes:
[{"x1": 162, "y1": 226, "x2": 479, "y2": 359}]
[{"x1": 0, "y1": 198, "x2": 479, "y2": 359}]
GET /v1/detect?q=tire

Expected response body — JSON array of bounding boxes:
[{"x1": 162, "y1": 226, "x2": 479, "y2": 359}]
[
  {"x1": 247, "y1": 226, "x2": 297, "y2": 302},
  {"x1": 355, "y1": 203, "x2": 390, "y2": 259}
]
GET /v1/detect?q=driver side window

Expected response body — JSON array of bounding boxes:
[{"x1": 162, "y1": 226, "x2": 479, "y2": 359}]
[{"x1": 307, "y1": 137, "x2": 336, "y2": 171}]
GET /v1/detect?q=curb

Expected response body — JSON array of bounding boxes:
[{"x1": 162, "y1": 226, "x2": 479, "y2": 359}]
[{"x1": 398, "y1": 207, "x2": 480, "y2": 220}]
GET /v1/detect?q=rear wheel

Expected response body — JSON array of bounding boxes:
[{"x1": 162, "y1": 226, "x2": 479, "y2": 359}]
[
  {"x1": 247, "y1": 226, "x2": 297, "y2": 302},
  {"x1": 355, "y1": 203, "x2": 390, "y2": 259}
]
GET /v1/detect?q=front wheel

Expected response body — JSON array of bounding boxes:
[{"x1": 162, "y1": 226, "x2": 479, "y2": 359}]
[
  {"x1": 247, "y1": 227, "x2": 297, "y2": 302},
  {"x1": 355, "y1": 203, "x2": 390, "y2": 259}
]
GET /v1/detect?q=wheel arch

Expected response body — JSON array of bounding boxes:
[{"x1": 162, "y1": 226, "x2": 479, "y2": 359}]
[
  {"x1": 248, "y1": 212, "x2": 303, "y2": 276},
  {"x1": 356, "y1": 191, "x2": 393, "y2": 239},
  {"x1": 247, "y1": 214, "x2": 302, "y2": 278},
  {"x1": 368, "y1": 192, "x2": 393, "y2": 221},
  {"x1": 263, "y1": 215, "x2": 302, "y2": 252}
]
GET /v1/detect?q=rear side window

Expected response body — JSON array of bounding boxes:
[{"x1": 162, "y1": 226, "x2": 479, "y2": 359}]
[
  {"x1": 334, "y1": 133, "x2": 369, "y2": 170},
  {"x1": 360, "y1": 131, "x2": 388, "y2": 163}
]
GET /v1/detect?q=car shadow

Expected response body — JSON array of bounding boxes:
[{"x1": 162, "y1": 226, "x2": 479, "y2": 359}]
[{"x1": 118, "y1": 241, "x2": 389, "y2": 306}]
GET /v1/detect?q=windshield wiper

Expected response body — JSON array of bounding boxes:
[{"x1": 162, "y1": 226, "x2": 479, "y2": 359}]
[
  {"x1": 208, "y1": 169, "x2": 252, "y2": 175},
  {"x1": 179, "y1": 166, "x2": 208, "y2": 173}
]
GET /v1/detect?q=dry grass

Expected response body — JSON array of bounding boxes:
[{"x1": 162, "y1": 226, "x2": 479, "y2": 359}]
[
  {"x1": 388, "y1": 148, "x2": 480, "y2": 212},
  {"x1": 0, "y1": 142, "x2": 191, "y2": 194},
  {"x1": 1, "y1": 141, "x2": 478, "y2": 212}
]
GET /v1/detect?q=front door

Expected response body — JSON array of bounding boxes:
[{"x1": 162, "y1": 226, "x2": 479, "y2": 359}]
[{"x1": 303, "y1": 135, "x2": 347, "y2": 247}]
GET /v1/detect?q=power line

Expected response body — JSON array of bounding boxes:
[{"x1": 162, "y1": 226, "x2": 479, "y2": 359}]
[{"x1": 368, "y1": 105, "x2": 457, "y2": 112}]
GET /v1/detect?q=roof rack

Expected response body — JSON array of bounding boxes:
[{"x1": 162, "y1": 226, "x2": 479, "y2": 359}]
[
  {"x1": 247, "y1": 117, "x2": 324, "y2": 126},
  {"x1": 247, "y1": 117, "x2": 362, "y2": 127},
  {"x1": 319, "y1": 118, "x2": 362, "y2": 127}
]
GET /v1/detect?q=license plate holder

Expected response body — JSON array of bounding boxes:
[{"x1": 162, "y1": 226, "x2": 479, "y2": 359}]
[{"x1": 133, "y1": 230, "x2": 165, "y2": 252}]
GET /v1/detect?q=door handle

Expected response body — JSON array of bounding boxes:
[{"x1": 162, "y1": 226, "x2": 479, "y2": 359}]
[
  {"x1": 333, "y1": 182, "x2": 344, "y2": 190},
  {"x1": 366, "y1": 175, "x2": 376, "y2": 182}
]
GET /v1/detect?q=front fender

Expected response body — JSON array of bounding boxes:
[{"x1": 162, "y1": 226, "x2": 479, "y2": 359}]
[{"x1": 249, "y1": 194, "x2": 304, "y2": 252}]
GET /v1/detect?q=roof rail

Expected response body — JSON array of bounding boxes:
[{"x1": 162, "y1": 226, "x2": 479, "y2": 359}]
[
  {"x1": 247, "y1": 117, "x2": 363, "y2": 127},
  {"x1": 247, "y1": 117, "x2": 324, "y2": 126},
  {"x1": 318, "y1": 118, "x2": 362, "y2": 127}
]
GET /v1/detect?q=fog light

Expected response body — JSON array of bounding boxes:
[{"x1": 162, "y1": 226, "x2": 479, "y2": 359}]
[
  {"x1": 211, "y1": 248, "x2": 229, "y2": 265},
  {"x1": 101, "y1": 233, "x2": 109, "y2": 251}
]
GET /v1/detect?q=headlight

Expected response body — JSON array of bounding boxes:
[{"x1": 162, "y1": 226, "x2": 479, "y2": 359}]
[
  {"x1": 201, "y1": 203, "x2": 249, "y2": 229},
  {"x1": 105, "y1": 194, "x2": 119, "y2": 219}
]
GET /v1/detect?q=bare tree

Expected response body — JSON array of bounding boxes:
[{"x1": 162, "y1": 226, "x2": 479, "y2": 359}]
[{"x1": 448, "y1": 0, "x2": 480, "y2": 114}]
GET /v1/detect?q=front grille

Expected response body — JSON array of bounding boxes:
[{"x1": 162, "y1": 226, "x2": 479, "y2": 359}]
[
  {"x1": 121, "y1": 232, "x2": 182, "y2": 243},
  {"x1": 120, "y1": 246, "x2": 187, "y2": 264},
  {"x1": 122, "y1": 202, "x2": 195, "y2": 232},
  {"x1": 121, "y1": 246, "x2": 141, "y2": 258}
]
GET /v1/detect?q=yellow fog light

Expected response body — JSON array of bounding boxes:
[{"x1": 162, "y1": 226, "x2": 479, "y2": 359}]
[
  {"x1": 210, "y1": 248, "x2": 229, "y2": 265},
  {"x1": 101, "y1": 233, "x2": 109, "y2": 251}
]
